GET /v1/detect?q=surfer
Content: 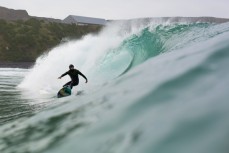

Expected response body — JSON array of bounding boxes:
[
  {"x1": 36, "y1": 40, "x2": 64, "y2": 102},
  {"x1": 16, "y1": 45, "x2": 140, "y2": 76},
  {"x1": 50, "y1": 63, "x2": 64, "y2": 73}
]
[{"x1": 58, "y1": 64, "x2": 88, "y2": 89}]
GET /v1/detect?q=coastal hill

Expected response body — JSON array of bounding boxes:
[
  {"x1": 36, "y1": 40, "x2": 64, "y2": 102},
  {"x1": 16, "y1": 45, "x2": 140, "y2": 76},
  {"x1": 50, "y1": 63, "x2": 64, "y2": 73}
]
[{"x1": 0, "y1": 6, "x2": 102, "y2": 63}]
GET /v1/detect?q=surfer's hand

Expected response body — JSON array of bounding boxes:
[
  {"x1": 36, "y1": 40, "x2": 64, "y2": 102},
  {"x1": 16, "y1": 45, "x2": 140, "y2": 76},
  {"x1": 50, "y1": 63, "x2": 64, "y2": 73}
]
[
  {"x1": 85, "y1": 79, "x2": 88, "y2": 83},
  {"x1": 58, "y1": 77, "x2": 61, "y2": 79}
]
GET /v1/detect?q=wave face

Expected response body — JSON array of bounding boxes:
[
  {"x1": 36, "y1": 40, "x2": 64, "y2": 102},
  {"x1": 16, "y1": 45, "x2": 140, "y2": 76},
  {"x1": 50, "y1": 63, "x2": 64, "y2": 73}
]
[{"x1": 1, "y1": 18, "x2": 229, "y2": 153}]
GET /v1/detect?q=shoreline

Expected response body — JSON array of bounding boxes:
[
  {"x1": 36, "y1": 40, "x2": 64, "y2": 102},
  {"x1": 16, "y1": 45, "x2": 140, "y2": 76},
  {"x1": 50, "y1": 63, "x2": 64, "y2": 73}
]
[{"x1": 0, "y1": 62, "x2": 34, "y2": 69}]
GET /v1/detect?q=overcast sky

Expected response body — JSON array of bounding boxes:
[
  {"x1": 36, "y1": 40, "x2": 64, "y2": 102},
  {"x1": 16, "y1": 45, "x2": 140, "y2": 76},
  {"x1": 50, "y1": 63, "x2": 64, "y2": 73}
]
[{"x1": 1, "y1": 0, "x2": 229, "y2": 20}]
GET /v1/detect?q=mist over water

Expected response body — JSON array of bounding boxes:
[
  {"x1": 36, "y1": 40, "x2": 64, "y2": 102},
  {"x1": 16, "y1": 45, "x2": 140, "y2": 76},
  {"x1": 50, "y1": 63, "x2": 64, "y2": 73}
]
[{"x1": 1, "y1": 18, "x2": 229, "y2": 153}]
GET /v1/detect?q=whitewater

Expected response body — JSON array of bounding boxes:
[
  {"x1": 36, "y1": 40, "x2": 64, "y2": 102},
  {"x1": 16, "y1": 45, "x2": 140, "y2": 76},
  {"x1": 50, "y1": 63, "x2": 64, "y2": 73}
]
[{"x1": 1, "y1": 18, "x2": 229, "y2": 153}]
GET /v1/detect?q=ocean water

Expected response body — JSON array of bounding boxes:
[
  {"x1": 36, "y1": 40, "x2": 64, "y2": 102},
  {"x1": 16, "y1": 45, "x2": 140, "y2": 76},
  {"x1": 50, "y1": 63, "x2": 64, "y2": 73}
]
[{"x1": 1, "y1": 19, "x2": 229, "y2": 153}]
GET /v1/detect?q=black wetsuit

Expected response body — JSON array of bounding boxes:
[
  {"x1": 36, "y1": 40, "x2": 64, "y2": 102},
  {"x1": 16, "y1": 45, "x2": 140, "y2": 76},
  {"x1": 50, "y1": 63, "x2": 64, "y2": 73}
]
[{"x1": 60, "y1": 69, "x2": 87, "y2": 89}]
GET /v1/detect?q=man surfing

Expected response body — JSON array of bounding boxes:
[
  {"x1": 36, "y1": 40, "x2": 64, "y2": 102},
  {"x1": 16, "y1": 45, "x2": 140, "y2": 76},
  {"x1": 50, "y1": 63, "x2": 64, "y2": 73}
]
[{"x1": 58, "y1": 64, "x2": 88, "y2": 89}]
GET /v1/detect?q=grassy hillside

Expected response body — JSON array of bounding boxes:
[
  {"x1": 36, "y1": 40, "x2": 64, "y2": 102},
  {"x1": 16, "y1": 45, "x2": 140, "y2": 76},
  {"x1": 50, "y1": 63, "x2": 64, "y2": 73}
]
[{"x1": 0, "y1": 18, "x2": 102, "y2": 62}]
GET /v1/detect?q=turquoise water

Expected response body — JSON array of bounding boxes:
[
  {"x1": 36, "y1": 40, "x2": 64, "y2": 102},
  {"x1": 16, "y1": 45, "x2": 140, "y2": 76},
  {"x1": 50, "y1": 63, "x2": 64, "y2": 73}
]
[{"x1": 1, "y1": 19, "x2": 229, "y2": 153}]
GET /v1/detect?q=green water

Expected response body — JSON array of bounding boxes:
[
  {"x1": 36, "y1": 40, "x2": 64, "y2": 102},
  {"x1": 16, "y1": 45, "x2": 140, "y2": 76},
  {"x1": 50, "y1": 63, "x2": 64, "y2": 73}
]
[{"x1": 1, "y1": 20, "x2": 229, "y2": 153}]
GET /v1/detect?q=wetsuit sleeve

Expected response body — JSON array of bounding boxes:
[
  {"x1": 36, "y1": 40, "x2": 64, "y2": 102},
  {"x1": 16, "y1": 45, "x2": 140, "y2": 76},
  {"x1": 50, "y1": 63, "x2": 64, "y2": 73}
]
[
  {"x1": 78, "y1": 70, "x2": 87, "y2": 81},
  {"x1": 60, "y1": 71, "x2": 68, "y2": 77}
]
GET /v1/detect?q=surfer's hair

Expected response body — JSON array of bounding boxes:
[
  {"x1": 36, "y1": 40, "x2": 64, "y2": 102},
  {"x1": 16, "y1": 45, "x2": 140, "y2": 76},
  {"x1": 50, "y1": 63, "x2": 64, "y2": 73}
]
[{"x1": 69, "y1": 64, "x2": 74, "y2": 68}]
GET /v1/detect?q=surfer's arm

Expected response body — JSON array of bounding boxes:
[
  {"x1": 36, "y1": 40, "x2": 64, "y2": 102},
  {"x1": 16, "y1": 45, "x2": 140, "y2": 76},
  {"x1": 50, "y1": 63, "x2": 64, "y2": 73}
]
[
  {"x1": 78, "y1": 71, "x2": 88, "y2": 83},
  {"x1": 58, "y1": 72, "x2": 68, "y2": 79}
]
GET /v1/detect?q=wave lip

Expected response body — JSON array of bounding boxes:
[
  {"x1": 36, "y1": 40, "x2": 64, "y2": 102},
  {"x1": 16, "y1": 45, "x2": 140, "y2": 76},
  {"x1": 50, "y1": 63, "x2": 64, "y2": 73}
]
[{"x1": 117, "y1": 16, "x2": 229, "y2": 24}]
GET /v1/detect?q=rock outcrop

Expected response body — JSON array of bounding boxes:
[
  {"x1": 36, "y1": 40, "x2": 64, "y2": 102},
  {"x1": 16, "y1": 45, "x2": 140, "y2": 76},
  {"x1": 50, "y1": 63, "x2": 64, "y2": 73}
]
[
  {"x1": 0, "y1": 6, "x2": 62, "y2": 23},
  {"x1": 0, "y1": 6, "x2": 30, "y2": 21}
]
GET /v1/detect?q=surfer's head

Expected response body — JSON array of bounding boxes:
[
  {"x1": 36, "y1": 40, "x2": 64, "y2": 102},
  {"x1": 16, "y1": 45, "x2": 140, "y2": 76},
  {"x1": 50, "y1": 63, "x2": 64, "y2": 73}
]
[{"x1": 69, "y1": 64, "x2": 74, "y2": 70}]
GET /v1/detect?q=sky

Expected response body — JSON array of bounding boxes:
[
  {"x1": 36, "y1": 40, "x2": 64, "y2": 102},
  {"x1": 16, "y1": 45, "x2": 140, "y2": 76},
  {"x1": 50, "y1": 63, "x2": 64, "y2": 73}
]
[{"x1": 0, "y1": 0, "x2": 229, "y2": 20}]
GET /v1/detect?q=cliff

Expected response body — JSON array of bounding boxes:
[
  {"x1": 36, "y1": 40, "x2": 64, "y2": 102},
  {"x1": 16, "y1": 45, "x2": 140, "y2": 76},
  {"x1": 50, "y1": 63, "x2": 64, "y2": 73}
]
[
  {"x1": 0, "y1": 6, "x2": 62, "y2": 23},
  {"x1": 0, "y1": 6, "x2": 30, "y2": 21}
]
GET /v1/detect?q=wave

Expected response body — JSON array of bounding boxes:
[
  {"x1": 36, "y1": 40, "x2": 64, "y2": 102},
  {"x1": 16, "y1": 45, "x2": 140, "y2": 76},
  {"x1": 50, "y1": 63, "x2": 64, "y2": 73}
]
[
  {"x1": 1, "y1": 17, "x2": 229, "y2": 153},
  {"x1": 18, "y1": 19, "x2": 229, "y2": 92}
]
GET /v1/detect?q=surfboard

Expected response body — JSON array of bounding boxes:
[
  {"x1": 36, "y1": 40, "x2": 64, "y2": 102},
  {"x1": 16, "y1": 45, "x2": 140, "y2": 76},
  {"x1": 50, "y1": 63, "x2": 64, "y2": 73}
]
[{"x1": 57, "y1": 85, "x2": 72, "y2": 98}]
